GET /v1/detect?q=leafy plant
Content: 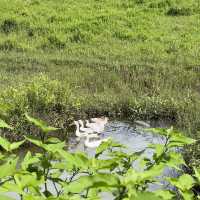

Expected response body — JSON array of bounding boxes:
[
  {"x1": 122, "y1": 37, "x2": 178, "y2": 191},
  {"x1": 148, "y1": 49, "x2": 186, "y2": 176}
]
[{"x1": 0, "y1": 116, "x2": 198, "y2": 199}]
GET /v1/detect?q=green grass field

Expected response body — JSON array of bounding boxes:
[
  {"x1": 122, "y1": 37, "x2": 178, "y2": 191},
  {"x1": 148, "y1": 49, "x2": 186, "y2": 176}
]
[{"x1": 0, "y1": 0, "x2": 200, "y2": 145}]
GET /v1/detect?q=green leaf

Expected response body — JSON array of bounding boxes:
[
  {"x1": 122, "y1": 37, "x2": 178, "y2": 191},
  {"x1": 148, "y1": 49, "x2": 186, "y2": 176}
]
[
  {"x1": 167, "y1": 152, "x2": 185, "y2": 169},
  {"x1": 181, "y1": 191, "x2": 194, "y2": 200},
  {"x1": 0, "y1": 157, "x2": 18, "y2": 178},
  {"x1": 0, "y1": 137, "x2": 23, "y2": 151},
  {"x1": 95, "y1": 139, "x2": 125, "y2": 158},
  {"x1": 21, "y1": 151, "x2": 40, "y2": 170},
  {"x1": 57, "y1": 150, "x2": 85, "y2": 170},
  {"x1": 92, "y1": 158, "x2": 118, "y2": 170},
  {"x1": 23, "y1": 195, "x2": 46, "y2": 200},
  {"x1": 132, "y1": 192, "x2": 163, "y2": 200},
  {"x1": 168, "y1": 174, "x2": 194, "y2": 191},
  {"x1": 0, "y1": 136, "x2": 11, "y2": 151},
  {"x1": 124, "y1": 164, "x2": 165, "y2": 185},
  {"x1": 47, "y1": 137, "x2": 62, "y2": 144},
  {"x1": 45, "y1": 142, "x2": 66, "y2": 153},
  {"x1": 25, "y1": 136, "x2": 45, "y2": 148},
  {"x1": 194, "y1": 167, "x2": 200, "y2": 182},
  {"x1": 0, "y1": 194, "x2": 16, "y2": 200},
  {"x1": 146, "y1": 128, "x2": 168, "y2": 136},
  {"x1": 169, "y1": 134, "x2": 196, "y2": 146},
  {"x1": 25, "y1": 113, "x2": 59, "y2": 133},
  {"x1": 64, "y1": 173, "x2": 119, "y2": 193},
  {"x1": 10, "y1": 140, "x2": 25, "y2": 151},
  {"x1": 0, "y1": 182, "x2": 25, "y2": 194},
  {"x1": 0, "y1": 119, "x2": 13, "y2": 130},
  {"x1": 14, "y1": 172, "x2": 44, "y2": 190},
  {"x1": 154, "y1": 190, "x2": 174, "y2": 200}
]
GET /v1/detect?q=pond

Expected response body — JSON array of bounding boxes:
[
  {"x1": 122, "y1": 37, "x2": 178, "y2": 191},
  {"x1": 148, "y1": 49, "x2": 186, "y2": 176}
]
[{"x1": 5, "y1": 120, "x2": 178, "y2": 200}]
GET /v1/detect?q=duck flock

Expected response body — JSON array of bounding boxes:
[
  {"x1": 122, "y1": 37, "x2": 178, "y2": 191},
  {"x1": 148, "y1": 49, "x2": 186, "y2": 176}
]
[{"x1": 74, "y1": 117, "x2": 109, "y2": 148}]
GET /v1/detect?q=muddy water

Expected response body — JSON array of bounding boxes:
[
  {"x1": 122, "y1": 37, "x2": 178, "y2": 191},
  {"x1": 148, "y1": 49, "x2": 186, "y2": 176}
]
[{"x1": 5, "y1": 120, "x2": 177, "y2": 200}]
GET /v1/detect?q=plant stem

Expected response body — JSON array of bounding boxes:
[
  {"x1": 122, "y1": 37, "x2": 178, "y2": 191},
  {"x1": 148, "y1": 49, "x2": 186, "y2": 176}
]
[{"x1": 52, "y1": 180, "x2": 60, "y2": 197}]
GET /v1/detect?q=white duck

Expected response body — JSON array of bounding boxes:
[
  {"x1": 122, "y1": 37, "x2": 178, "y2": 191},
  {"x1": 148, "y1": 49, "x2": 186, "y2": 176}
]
[
  {"x1": 85, "y1": 117, "x2": 108, "y2": 133},
  {"x1": 74, "y1": 121, "x2": 88, "y2": 138},
  {"x1": 84, "y1": 134, "x2": 110, "y2": 148},
  {"x1": 78, "y1": 120, "x2": 94, "y2": 134},
  {"x1": 91, "y1": 117, "x2": 108, "y2": 125}
]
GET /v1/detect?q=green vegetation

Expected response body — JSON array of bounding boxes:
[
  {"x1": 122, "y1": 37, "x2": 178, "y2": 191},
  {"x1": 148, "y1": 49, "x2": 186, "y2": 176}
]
[
  {"x1": 0, "y1": 116, "x2": 198, "y2": 199},
  {"x1": 0, "y1": 0, "x2": 200, "y2": 165}
]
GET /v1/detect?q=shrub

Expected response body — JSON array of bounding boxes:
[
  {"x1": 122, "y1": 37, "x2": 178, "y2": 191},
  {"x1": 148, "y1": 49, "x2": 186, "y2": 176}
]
[
  {"x1": 167, "y1": 7, "x2": 193, "y2": 16},
  {"x1": 1, "y1": 18, "x2": 18, "y2": 34},
  {"x1": 0, "y1": 40, "x2": 16, "y2": 51},
  {"x1": 0, "y1": 117, "x2": 197, "y2": 199}
]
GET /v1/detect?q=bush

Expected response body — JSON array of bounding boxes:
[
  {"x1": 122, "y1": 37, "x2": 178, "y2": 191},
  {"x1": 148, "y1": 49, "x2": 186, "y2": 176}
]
[
  {"x1": 1, "y1": 18, "x2": 18, "y2": 34},
  {"x1": 0, "y1": 40, "x2": 16, "y2": 51},
  {"x1": 0, "y1": 117, "x2": 198, "y2": 199},
  {"x1": 167, "y1": 7, "x2": 193, "y2": 16}
]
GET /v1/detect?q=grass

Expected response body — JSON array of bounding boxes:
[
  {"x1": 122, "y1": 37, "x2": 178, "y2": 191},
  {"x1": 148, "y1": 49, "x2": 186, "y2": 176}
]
[{"x1": 0, "y1": 0, "x2": 200, "y2": 145}]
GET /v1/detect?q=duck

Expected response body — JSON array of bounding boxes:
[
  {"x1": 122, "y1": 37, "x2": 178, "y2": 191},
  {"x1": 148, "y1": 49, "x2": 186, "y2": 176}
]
[
  {"x1": 74, "y1": 121, "x2": 88, "y2": 138},
  {"x1": 84, "y1": 134, "x2": 110, "y2": 148},
  {"x1": 90, "y1": 117, "x2": 108, "y2": 125},
  {"x1": 78, "y1": 120, "x2": 94, "y2": 134},
  {"x1": 85, "y1": 120, "x2": 105, "y2": 133}
]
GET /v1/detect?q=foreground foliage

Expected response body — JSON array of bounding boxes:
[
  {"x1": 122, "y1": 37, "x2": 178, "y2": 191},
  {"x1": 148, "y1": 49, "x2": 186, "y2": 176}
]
[{"x1": 0, "y1": 115, "x2": 199, "y2": 199}]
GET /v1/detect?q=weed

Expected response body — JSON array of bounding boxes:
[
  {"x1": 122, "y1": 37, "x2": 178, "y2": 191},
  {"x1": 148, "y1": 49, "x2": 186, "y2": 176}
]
[
  {"x1": 1, "y1": 19, "x2": 18, "y2": 34},
  {"x1": 167, "y1": 7, "x2": 193, "y2": 16}
]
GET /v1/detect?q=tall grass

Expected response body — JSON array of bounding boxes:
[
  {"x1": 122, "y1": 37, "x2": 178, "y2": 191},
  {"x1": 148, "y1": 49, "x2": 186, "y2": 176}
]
[{"x1": 0, "y1": 0, "x2": 200, "y2": 164}]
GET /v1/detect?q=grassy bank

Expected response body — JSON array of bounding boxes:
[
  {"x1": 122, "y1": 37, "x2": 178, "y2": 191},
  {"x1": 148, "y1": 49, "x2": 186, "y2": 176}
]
[{"x1": 0, "y1": 1, "x2": 200, "y2": 146}]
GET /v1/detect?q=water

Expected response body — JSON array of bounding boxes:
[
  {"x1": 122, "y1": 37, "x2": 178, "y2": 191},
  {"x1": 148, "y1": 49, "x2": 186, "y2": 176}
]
[{"x1": 3, "y1": 120, "x2": 178, "y2": 200}]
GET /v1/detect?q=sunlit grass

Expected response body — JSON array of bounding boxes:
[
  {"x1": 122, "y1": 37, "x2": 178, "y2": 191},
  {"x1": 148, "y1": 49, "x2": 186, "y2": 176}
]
[{"x1": 0, "y1": 0, "x2": 200, "y2": 158}]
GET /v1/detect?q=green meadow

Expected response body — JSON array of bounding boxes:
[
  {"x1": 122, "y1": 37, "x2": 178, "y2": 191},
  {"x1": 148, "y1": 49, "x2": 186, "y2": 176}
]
[{"x1": 0, "y1": 0, "x2": 200, "y2": 163}]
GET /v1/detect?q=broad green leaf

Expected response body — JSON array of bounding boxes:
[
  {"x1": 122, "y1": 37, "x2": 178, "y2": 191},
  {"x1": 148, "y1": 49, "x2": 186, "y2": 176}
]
[
  {"x1": 0, "y1": 194, "x2": 16, "y2": 200},
  {"x1": 0, "y1": 119, "x2": 13, "y2": 130},
  {"x1": 0, "y1": 182, "x2": 25, "y2": 194},
  {"x1": 74, "y1": 152, "x2": 90, "y2": 169},
  {"x1": 64, "y1": 173, "x2": 119, "y2": 193},
  {"x1": 132, "y1": 192, "x2": 163, "y2": 200},
  {"x1": 0, "y1": 137, "x2": 24, "y2": 151},
  {"x1": 168, "y1": 174, "x2": 194, "y2": 191},
  {"x1": 146, "y1": 128, "x2": 168, "y2": 136},
  {"x1": 25, "y1": 136, "x2": 45, "y2": 148},
  {"x1": 169, "y1": 134, "x2": 196, "y2": 146},
  {"x1": 95, "y1": 139, "x2": 112, "y2": 157},
  {"x1": 57, "y1": 150, "x2": 78, "y2": 170},
  {"x1": 166, "y1": 152, "x2": 185, "y2": 169},
  {"x1": 0, "y1": 136, "x2": 11, "y2": 151},
  {"x1": 25, "y1": 113, "x2": 59, "y2": 133},
  {"x1": 21, "y1": 151, "x2": 40, "y2": 170},
  {"x1": 64, "y1": 176, "x2": 94, "y2": 193},
  {"x1": 14, "y1": 172, "x2": 44, "y2": 190},
  {"x1": 180, "y1": 190, "x2": 194, "y2": 200},
  {"x1": 95, "y1": 139, "x2": 125, "y2": 158},
  {"x1": 154, "y1": 190, "x2": 174, "y2": 200},
  {"x1": 194, "y1": 167, "x2": 200, "y2": 182},
  {"x1": 10, "y1": 140, "x2": 25, "y2": 151},
  {"x1": 0, "y1": 152, "x2": 4, "y2": 160},
  {"x1": 149, "y1": 144, "x2": 164, "y2": 158},
  {"x1": 92, "y1": 158, "x2": 118, "y2": 170},
  {"x1": 45, "y1": 142, "x2": 66, "y2": 153},
  {"x1": 24, "y1": 195, "x2": 46, "y2": 200},
  {"x1": 25, "y1": 137, "x2": 63, "y2": 153},
  {"x1": 0, "y1": 157, "x2": 18, "y2": 178},
  {"x1": 47, "y1": 137, "x2": 62, "y2": 144},
  {"x1": 124, "y1": 164, "x2": 164, "y2": 185}
]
